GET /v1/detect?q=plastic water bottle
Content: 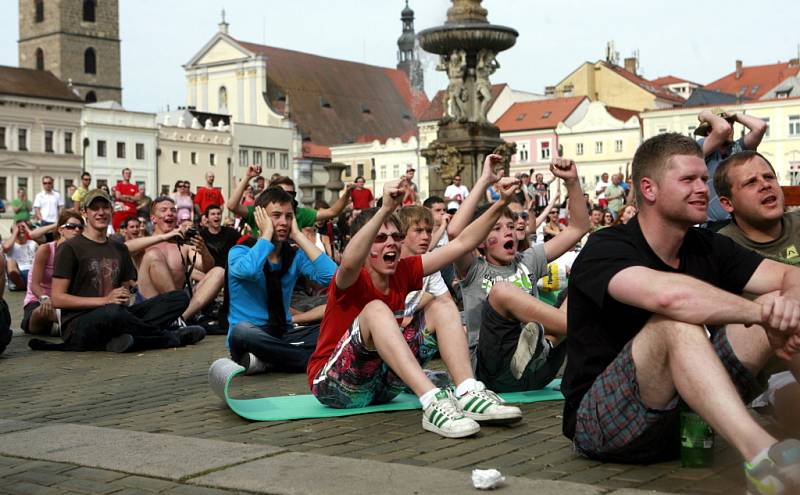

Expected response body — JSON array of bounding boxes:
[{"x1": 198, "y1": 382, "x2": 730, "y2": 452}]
[{"x1": 680, "y1": 405, "x2": 714, "y2": 468}]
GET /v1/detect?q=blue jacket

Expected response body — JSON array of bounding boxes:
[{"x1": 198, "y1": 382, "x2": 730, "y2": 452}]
[{"x1": 227, "y1": 239, "x2": 336, "y2": 340}]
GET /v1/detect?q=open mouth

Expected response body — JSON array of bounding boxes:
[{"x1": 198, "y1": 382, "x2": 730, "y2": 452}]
[
  {"x1": 761, "y1": 195, "x2": 777, "y2": 206},
  {"x1": 383, "y1": 252, "x2": 398, "y2": 263},
  {"x1": 503, "y1": 240, "x2": 515, "y2": 252}
]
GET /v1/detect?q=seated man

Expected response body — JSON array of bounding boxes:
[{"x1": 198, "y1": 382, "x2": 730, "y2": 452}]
[
  {"x1": 3, "y1": 221, "x2": 40, "y2": 291},
  {"x1": 448, "y1": 157, "x2": 589, "y2": 392},
  {"x1": 137, "y1": 196, "x2": 225, "y2": 325},
  {"x1": 200, "y1": 204, "x2": 240, "y2": 269},
  {"x1": 38, "y1": 189, "x2": 204, "y2": 353},
  {"x1": 227, "y1": 188, "x2": 336, "y2": 374},
  {"x1": 562, "y1": 134, "x2": 799, "y2": 494},
  {"x1": 307, "y1": 161, "x2": 522, "y2": 439},
  {"x1": 715, "y1": 150, "x2": 800, "y2": 436}
]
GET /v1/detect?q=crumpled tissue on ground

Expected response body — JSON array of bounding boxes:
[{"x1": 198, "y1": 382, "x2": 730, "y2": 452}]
[{"x1": 471, "y1": 468, "x2": 505, "y2": 490}]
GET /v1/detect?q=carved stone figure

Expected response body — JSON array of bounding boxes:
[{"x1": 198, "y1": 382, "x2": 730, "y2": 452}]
[
  {"x1": 438, "y1": 50, "x2": 468, "y2": 122},
  {"x1": 475, "y1": 49, "x2": 499, "y2": 122},
  {"x1": 422, "y1": 142, "x2": 463, "y2": 183}
]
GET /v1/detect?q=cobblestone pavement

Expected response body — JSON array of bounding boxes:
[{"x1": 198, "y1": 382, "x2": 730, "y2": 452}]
[{"x1": 0, "y1": 291, "x2": 781, "y2": 494}]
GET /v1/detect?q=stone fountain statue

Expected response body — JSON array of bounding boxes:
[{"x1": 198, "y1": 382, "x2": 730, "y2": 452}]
[{"x1": 418, "y1": 0, "x2": 518, "y2": 195}]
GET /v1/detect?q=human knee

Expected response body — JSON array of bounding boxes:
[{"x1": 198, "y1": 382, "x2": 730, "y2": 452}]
[
  {"x1": 360, "y1": 300, "x2": 394, "y2": 325},
  {"x1": 644, "y1": 315, "x2": 707, "y2": 344},
  {"x1": 488, "y1": 282, "x2": 516, "y2": 311}
]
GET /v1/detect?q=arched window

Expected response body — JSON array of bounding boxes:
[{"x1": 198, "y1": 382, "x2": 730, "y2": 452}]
[
  {"x1": 35, "y1": 48, "x2": 44, "y2": 70},
  {"x1": 218, "y1": 86, "x2": 228, "y2": 112},
  {"x1": 34, "y1": 0, "x2": 44, "y2": 22},
  {"x1": 84, "y1": 47, "x2": 96, "y2": 74},
  {"x1": 83, "y1": 0, "x2": 96, "y2": 22},
  {"x1": 85, "y1": 91, "x2": 97, "y2": 103}
]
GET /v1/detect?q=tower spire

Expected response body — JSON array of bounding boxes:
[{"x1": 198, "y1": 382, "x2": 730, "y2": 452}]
[
  {"x1": 397, "y1": 1, "x2": 424, "y2": 93},
  {"x1": 219, "y1": 8, "x2": 229, "y2": 34}
]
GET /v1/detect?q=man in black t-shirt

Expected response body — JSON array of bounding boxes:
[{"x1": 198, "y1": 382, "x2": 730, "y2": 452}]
[
  {"x1": 199, "y1": 204, "x2": 240, "y2": 268},
  {"x1": 563, "y1": 133, "x2": 800, "y2": 491},
  {"x1": 44, "y1": 189, "x2": 205, "y2": 353}
]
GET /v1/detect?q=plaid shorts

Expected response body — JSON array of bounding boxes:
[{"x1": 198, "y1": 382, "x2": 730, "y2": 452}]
[
  {"x1": 311, "y1": 311, "x2": 439, "y2": 409},
  {"x1": 573, "y1": 327, "x2": 762, "y2": 464}
]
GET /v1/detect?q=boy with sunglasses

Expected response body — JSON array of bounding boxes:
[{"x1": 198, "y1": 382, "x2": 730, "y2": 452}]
[
  {"x1": 448, "y1": 158, "x2": 590, "y2": 393},
  {"x1": 307, "y1": 156, "x2": 523, "y2": 439}
]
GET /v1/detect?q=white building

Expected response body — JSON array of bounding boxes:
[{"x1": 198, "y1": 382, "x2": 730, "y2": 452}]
[{"x1": 81, "y1": 101, "x2": 157, "y2": 193}]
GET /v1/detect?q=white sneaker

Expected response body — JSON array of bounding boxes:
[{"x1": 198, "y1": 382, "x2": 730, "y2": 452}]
[
  {"x1": 510, "y1": 322, "x2": 552, "y2": 380},
  {"x1": 455, "y1": 381, "x2": 522, "y2": 424},
  {"x1": 422, "y1": 389, "x2": 480, "y2": 438},
  {"x1": 241, "y1": 353, "x2": 267, "y2": 375}
]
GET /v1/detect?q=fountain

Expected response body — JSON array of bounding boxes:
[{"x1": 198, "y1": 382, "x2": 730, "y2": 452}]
[{"x1": 418, "y1": 0, "x2": 518, "y2": 196}]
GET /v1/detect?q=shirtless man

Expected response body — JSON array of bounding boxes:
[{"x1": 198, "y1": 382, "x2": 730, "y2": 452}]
[{"x1": 137, "y1": 197, "x2": 224, "y2": 323}]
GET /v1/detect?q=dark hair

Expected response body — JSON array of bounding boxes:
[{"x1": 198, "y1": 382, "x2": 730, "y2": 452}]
[
  {"x1": 714, "y1": 150, "x2": 776, "y2": 200},
  {"x1": 269, "y1": 175, "x2": 295, "y2": 189},
  {"x1": 172, "y1": 180, "x2": 184, "y2": 193},
  {"x1": 203, "y1": 204, "x2": 222, "y2": 216},
  {"x1": 121, "y1": 216, "x2": 140, "y2": 229},
  {"x1": 55, "y1": 210, "x2": 84, "y2": 240},
  {"x1": 354, "y1": 175, "x2": 365, "y2": 182},
  {"x1": 150, "y1": 195, "x2": 175, "y2": 215},
  {"x1": 254, "y1": 187, "x2": 293, "y2": 209},
  {"x1": 351, "y1": 207, "x2": 402, "y2": 237},
  {"x1": 81, "y1": 172, "x2": 91, "y2": 179},
  {"x1": 423, "y1": 196, "x2": 445, "y2": 208},
  {"x1": 314, "y1": 199, "x2": 330, "y2": 210},
  {"x1": 632, "y1": 133, "x2": 702, "y2": 204}
]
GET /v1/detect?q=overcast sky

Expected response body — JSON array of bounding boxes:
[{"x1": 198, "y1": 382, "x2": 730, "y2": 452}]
[{"x1": 1, "y1": 0, "x2": 799, "y2": 113}]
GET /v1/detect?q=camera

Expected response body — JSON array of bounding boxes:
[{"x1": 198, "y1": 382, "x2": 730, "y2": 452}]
[{"x1": 175, "y1": 227, "x2": 199, "y2": 245}]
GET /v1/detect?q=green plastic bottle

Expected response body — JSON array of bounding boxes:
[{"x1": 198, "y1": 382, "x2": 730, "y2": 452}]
[{"x1": 680, "y1": 404, "x2": 714, "y2": 468}]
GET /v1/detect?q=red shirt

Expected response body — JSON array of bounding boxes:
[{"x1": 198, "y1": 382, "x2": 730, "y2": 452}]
[
  {"x1": 350, "y1": 188, "x2": 373, "y2": 210},
  {"x1": 112, "y1": 182, "x2": 140, "y2": 230},
  {"x1": 306, "y1": 256, "x2": 423, "y2": 387},
  {"x1": 194, "y1": 186, "x2": 225, "y2": 216}
]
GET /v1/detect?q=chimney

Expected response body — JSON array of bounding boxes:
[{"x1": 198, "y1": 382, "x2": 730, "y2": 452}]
[
  {"x1": 735, "y1": 60, "x2": 743, "y2": 79},
  {"x1": 789, "y1": 58, "x2": 799, "y2": 67},
  {"x1": 624, "y1": 57, "x2": 637, "y2": 75}
]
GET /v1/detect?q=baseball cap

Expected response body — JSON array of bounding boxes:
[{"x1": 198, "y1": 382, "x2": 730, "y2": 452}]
[
  {"x1": 83, "y1": 188, "x2": 113, "y2": 208},
  {"x1": 694, "y1": 107, "x2": 736, "y2": 137}
]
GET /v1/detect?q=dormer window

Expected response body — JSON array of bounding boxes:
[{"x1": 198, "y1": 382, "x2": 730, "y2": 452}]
[{"x1": 319, "y1": 97, "x2": 331, "y2": 109}]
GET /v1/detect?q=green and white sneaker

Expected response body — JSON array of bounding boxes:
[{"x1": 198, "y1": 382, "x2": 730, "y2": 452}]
[
  {"x1": 422, "y1": 390, "x2": 480, "y2": 438},
  {"x1": 455, "y1": 381, "x2": 522, "y2": 424},
  {"x1": 745, "y1": 439, "x2": 800, "y2": 495}
]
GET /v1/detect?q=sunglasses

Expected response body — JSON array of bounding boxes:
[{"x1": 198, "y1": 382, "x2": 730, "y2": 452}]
[
  {"x1": 43, "y1": 181, "x2": 53, "y2": 185},
  {"x1": 60, "y1": 223, "x2": 84, "y2": 230},
  {"x1": 512, "y1": 212, "x2": 529, "y2": 220},
  {"x1": 374, "y1": 232, "x2": 404, "y2": 243}
]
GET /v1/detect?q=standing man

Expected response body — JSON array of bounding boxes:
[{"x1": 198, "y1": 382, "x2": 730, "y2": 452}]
[
  {"x1": 562, "y1": 133, "x2": 799, "y2": 493},
  {"x1": 112, "y1": 168, "x2": 141, "y2": 232},
  {"x1": 404, "y1": 168, "x2": 419, "y2": 205},
  {"x1": 443, "y1": 175, "x2": 469, "y2": 214},
  {"x1": 195, "y1": 172, "x2": 225, "y2": 219},
  {"x1": 695, "y1": 108, "x2": 767, "y2": 229},
  {"x1": 350, "y1": 176, "x2": 374, "y2": 210},
  {"x1": 594, "y1": 172, "x2": 609, "y2": 209},
  {"x1": 71, "y1": 172, "x2": 92, "y2": 210},
  {"x1": 33, "y1": 176, "x2": 63, "y2": 226},
  {"x1": 604, "y1": 174, "x2": 625, "y2": 220},
  {"x1": 530, "y1": 172, "x2": 555, "y2": 213}
]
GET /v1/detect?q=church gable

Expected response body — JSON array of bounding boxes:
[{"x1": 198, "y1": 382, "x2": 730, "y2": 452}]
[{"x1": 185, "y1": 34, "x2": 252, "y2": 68}]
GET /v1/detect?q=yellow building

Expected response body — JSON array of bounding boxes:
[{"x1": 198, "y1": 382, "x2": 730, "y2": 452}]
[
  {"x1": 551, "y1": 59, "x2": 682, "y2": 112},
  {"x1": 641, "y1": 96, "x2": 800, "y2": 185},
  {"x1": 556, "y1": 102, "x2": 641, "y2": 199}
]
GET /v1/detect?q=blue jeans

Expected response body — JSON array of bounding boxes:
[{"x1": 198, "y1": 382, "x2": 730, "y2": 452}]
[{"x1": 229, "y1": 321, "x2": 319, "y2": 372}]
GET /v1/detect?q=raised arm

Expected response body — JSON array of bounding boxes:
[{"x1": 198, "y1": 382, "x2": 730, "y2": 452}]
[
  {"x1": 735, "y1": 113, "x2": 768, "y2": 150},
  {"x1": 28, "y1": 223, "x2": 58, "y2": 244},
  {"x1": 543, "y1": 159, "x2": 590, "y2": 261},
  {"x1": 124, "y1": 230, "x2": 182, "y2": 255},
  {"x1": 336, "y1": 180, "x2": 404, "y2": 290},
  {"x1": 289, "y1": 215, "x2": 323, "y2": 262},
  {"x1": 3, "y1": 225, "x2": 17, "y2": 253},
  {"x1": 317, "y1": 182, "x2": 355, "y2": 223},
  {"x1": 698, "y1": 109, "x2": 733, "y2": 157},
  {"x1": 226, "y1": 165, "x2": 260, "y2": 217},
  {"x1": 528, "y1": 186, "x2": 560, "y2": 235}
]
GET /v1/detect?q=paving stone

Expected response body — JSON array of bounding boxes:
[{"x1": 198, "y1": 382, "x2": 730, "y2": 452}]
[
  {"x1": 57, "y1": 477, "x2": 120, "y2": 494},
  {"x1": 4, "y1": 481, "x2": 62, "y2": 495},
  {"x1": 110, "y1": 475, "x2": 178, "y2": 492}
]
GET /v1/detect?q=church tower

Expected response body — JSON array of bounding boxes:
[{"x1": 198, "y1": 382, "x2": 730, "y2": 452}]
[
  {"x1": 396, "y1": 1, "x2": 424, "y2": 94},
  {"x1": 18, "y1": 0, "x2": 122, "y2": 104}
]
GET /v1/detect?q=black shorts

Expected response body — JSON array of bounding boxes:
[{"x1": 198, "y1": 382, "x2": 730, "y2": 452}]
[{"x1": 21, "y1": 301, "x2": 41, "y2": 333}]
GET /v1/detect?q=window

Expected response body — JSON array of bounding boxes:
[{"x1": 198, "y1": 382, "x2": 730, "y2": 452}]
[
  {"x1": 44, "y1": 130, "x2": 54, "y2": 152},
  {"x1": 517, "y1": 141, "x2": 529, "y2": 162},
  {"x1": 253, "y1": 151, "x2": 263, "y2": 166},
  {"x1": 576, "y1": 143, "x2": 583, "y2": 155},
  {"x1": 790, "y1": 116, "x2": 800, "y2": 136},
  {"x1": 97, "y1": 139, "x2": 106, "y2": 157},
  {"x1": 84, "y1": 48, "x2": 96, "y2": 74},
  {"x1": 357, "y1": 163, "x2": 364, "y2": 177},
  {"x1": 540, "y1": 141, "x2": 550, "y2": 160},
  {"x1": 380, "y1": 165, "x2": 386, "y2": 179},
  {"x1": 172, "y1": 150, "x2": 179, "y2": 164},
  {"x1": 35, "y1": 48, "x2": 44, "y2": 70},
  {"x1": 135, "y1": 143, "x2": 144, "y2": 160},
  {"x1": 210, "y1": 153, "x2": 216, "y2": 166},
  {"x1": 762, "y1": 118, "x2": 770, "y2": 138},
  {"x1": 64, "y1": 132, "x2": 73, "y2": 154},
  {"x1": 17, "y1": 177, "x2": 28, "y2": 192},
  {"x1": 218, "y1": 86, "x2": 228, "y2": 112},
  {"x1": 64, "y1": 178, "x2": 74, "y2": 191},
  {"x1": 238, "y1": 149, "x2": 248, "y2": 166},
  {"x1": 0, "y1": 127, "x2": 5, "y2": 150},
  {"x1": 393, "y1": 164, "x2": 400, "y2": 178},
  {"x1": 0, "y1": 177, "x2": 7, "y2": 201},
  {"x1": 83, "y1": 0, "x2": 95, "y2": 22},
  {"x1": 658, "y1": 127, "x2": 667, "y2": 134},
  {"x1": 267, "y1": 152, "x2": 276, "y2": 169},
  {"x1": 615, "y1": 140, "x2": 623, "y2": 152},
  {"x1": 191, "y1": 152, "x2": 197, "y2": 165},
  {"x1": 18, "y1": 129, "x2": 28, "y2": 151},
  {"x1": 687, "y1": 125, "x2": 697, "y2": 137},
  {"x1": 595, "y1": 141, "x2": 603, "y2": 153},
  {"x1": 34, "y1": 0, "x2": 43, "y2": 22},
  {"x1": 280, "y1": 153, "x2": 289, "y2": 170},
  {"x1": 96, "y1": 179, "x2": 107, "y2": 189},
  {"x1": 85, "y1": 91, "x2": 97, "y2": 103},
  {"x1": 116, "y1": 142, "x2": 125, "y2": 158}
]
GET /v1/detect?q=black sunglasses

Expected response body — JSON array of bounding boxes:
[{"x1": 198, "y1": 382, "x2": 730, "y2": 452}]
[
  {"x1": 374, "y1": 232, "x2": 404, "y2": 243},
  {"x1": 60, "y1": 223, "x2": 84, "y2": 230},
  {"x1": 512, "y1": 211, "x2": 529, "y2": 220}
]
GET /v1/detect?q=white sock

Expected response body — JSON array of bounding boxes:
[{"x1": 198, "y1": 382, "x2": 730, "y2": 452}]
[
  {"x1": 747, "y1": 445, "x2": 771, "y2": 467},
  {"x1": 455, "y1": 378, "x2": 479, "y2": 397},
  {"x1": 419, "y1": 388, "x2": 440, "y2": 409}
]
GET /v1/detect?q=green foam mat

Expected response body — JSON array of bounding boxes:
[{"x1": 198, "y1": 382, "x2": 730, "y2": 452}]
[{"x1": 209, "y1": 358, "x2": 564, "y2": 421}]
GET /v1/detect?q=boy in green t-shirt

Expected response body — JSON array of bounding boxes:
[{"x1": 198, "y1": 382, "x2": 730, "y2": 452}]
[{"x1": 10, "y1": 188, "x2": 32, "y2": 223}]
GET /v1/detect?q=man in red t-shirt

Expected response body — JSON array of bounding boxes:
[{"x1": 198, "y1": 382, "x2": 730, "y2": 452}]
[
  {"x1": 307, "y1": 156, "x2": 523, "y2": 438},
  {"x1": 112, "y1": 168, "x2": 141, "y2": 231},
  {"x1": 349, "y1": 176, "x2": 374, "y2": 210},
  {"x1": 195, "y1": 171, "x2": 225, "y2": 218}
]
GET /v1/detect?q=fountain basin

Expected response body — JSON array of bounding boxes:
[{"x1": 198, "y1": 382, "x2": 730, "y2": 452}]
[{"x1": 418, "y1": 24, "x2": 518, "y2": 54}]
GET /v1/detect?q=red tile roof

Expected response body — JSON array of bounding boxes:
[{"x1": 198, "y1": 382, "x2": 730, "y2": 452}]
[
  {"x1": 705, "y1": 61, "x2": 800, "y2": 100},
  {"x1": 495, "y1": 96, "x2": 587, "y2": 132},
  {"x1": 603, "y1": 63, "x2": 684, "y2": 103},
  {"x1": 418, "y1": 83, "x2": 507, "y2": 122},
  {"x1": 649, "y1": 75, "x2": 700, "y2": 87},
  {"x1": 606, "y1": 106, "x2": 639, "y2": 123},
  {"x1": 0, "y1": 65, "x2": 81, "y2": 102},
  {"x1": 236, "y1": 40, "x2": 427, "y2": 153},
  {"x1": 301, "y1": 142, "x2": 331, "y2": 159}
]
